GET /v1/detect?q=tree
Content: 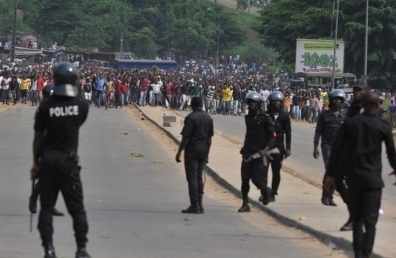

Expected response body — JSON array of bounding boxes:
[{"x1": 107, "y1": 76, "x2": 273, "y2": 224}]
[
  {"x1": 236, "y1": 0, "x2": 248, "y2": 11},
  {"x1": 257, "y1": 0, "x2": 396, "y2": 87},
  {"x1": 132, "y1": 27, "x2": 158, "y2": 59}
]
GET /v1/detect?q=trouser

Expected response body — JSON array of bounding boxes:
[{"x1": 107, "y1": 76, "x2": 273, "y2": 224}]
[
  {"x1": 349, "y1": 187, "x2": 382, "y2": 257},
  {"x1": 241, "y1": 157, "x2": 270, "y2": 202},
  {"x1": 152, "y1": 93, "x2": 161, "y2": 106},
  {"x1": 139, "y1": 91, "x2": 147, "y2": 106},
  {"x1": 269, "y1": 152, "x2": 284, "y2": 196},
  {"x1": 37, "y1": 152, "x2": 88, "y2": 249},
  {"x1": 184, "y1": 157, "x2": 205, "y2": 205},
  {"x1": 334, "y1": 160, "x2": 353, "y2": 223},
  {"x1": 292, "y1": 105, "x2": 300, "y2": 120},
  {"x1": 322, "y1": 145, "x2": 335, "y2": 198},
  {"x1": 96, "y1": 90, "x2": 103, "y2": 107},
  {"x1": 115, "y1": 93, "x2": 123, "y2": 107},
  {"x1": 233, "y1": 100, "x2": 241, "y2": 115},
  {"x1": 37, "y1": 90, "x2": 43, "y2": 104},
  {"x1": 123, "y1": 91, "x2": 129, "y2": 106},
  {"x1": 30, "y1": 90, "x2": 37, "y2": 106},
  {"x1": 2, "y1": 89, "x2": 9, "y2": 104},
  {"x1": 84, "y1": 92, "x2": 92, "y2": 102},
  {"x1": 21, "y1": 89, "x2": 28, "y2": 102}
]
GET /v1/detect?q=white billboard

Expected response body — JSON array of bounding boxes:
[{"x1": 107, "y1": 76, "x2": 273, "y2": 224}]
[{"x1": 295, "y1": 39, "x2": 345, "y2": 73}]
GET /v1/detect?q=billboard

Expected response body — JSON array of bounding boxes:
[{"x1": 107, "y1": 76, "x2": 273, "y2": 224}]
[{"x1": 295, "y1": 39, "x2": 344, "y2": 73}]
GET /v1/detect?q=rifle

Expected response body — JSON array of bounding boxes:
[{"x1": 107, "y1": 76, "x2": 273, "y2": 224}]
[{"x1": 243, "y1": 148, "x2": 281, "y2": 166}]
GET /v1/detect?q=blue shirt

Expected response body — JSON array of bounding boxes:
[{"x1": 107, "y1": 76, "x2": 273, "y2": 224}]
[{"x1": 96, "y1": 78, "x2": 105, "y2": 91}]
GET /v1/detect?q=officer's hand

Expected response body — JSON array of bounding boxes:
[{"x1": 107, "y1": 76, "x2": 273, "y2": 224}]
[
  {"x1": 259, "y1": 149, "x2": 267, "y2": 158},
  {"x1": 324, "y1": 176, "x2": 335, "y2": 192},
  {"x1": 30, "y1": 164, "x2": 39, "y2": 180},
  {"x1": 175, "y1": 152, "x2": 182, "y2": 163},
  {"x1": 285, "y1": 149, "x2": 291, "y2": 159},
  {"x1": 313, "y1": 148, "x2": 320, "y2": 159},
  {"x1": 388, "y1": 171, "x2": 396, "y2": 185}
]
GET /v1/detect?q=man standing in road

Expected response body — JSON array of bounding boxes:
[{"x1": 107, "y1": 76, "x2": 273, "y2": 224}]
[
  {"x1": 326, "y1": 92, "x2": 396, "y2": 258},
  {"x1": 313, "y1": 89, "x2": 346, "y2": 207},
  {"x1": 30, "y1": 62, "x2": 91, "y2": 258},
  {"x1": 265, "y1": 91, "x2": 291, "y2": 202},
  {"x1": 326, "y1": 79, "x2": 368, "y2": 231},
  {"x1": 176, "y1": 97, "x2": 214, "y2": 214},
  {"x1": 238, "y1": 92, "x2": 276, "y2": 212}
]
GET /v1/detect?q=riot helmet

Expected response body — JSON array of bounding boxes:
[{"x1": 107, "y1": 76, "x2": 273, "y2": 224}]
[
  {"x1": 52, "y1": 62, "x2": 79, "y2": 97},
  {"x1": 245, "y1": 91, "x2": 262, "y2": 103},
  {"x1": 42, "y1": 83, "x2": 54, "y2": 99},
  {"x1": 245, "y1": 91, "x2": 262, "y2": 113},
  {"x1": 329, "y1": 89, "x2": 345, "y2": 109},
  {"x1": 268, "y1": 91, "x2": 284, "y2": 101},
  {"x1": 268, "y1": 91, "x2": 284, "y2": 111}
]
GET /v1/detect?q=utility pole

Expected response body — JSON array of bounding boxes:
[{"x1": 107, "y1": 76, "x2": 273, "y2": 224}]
[
  {"x1": 120, "y1": 32, "x2": 124, "y2": 59},
  {"x1": 247, "y1": 0, "x2": 250, "y2": 14},
  {"x1": 363, "y1": 0, "x2": 369, "y2": 82},
  {"x1": 11, "y1": 0, "x2": 18, "y2": 62},
  {"x1": 330, "y1": 0, "x2": 340, "y2": 92}
]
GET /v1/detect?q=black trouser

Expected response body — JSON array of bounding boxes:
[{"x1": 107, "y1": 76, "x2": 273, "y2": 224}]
[
  {"x1": 322, "y1": 145, "x2": 335, "y2": 198},
  {"x1": 184, "y1": 157, "x2": 205, "y2": 205},
  {"x1": 241, "y1": 158, "x2": 270, "y2": 202},
  {"x1": 269, "y1": 152, "x2": 283, "y2": 196},
  {"x1": 38, "y1": 152, "x2": 88, "y2": 249},
  {"x1": 349, "y1": 187, "x2": 382, "y2": 256}
]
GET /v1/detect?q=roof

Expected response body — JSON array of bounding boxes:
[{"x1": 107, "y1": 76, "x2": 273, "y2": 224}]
[
  {"x1": 304, "y1": 72, "x2": 356, "y2": 78},
  {"x1": 115, "y1": 59, "x2": 177, "y2": 64}
]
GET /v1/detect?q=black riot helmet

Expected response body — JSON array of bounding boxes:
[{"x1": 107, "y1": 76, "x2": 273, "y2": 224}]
[
  {"x1": 42, "y1": 83, "x2": 54, "y2": 99},
  {"x1": 268, "y1": 91, "x2": 284, "y2": 102},
  {"x1": 245, "y1": 91, "x2": 262, "y2": 103},
  {"x1": 329, "y1": 89, "x2": 346, "y2": 101},
  {"x1": 52, "y1": 62, "x2": 79, "y2": 97},
  {"x1": 329, "y1": 89, "x2": 346, "y2": 109}
]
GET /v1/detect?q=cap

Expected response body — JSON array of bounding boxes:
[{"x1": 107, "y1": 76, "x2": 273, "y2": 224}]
[{"x1": 352, "y1": 79, "x2": 367, "y2": 89}]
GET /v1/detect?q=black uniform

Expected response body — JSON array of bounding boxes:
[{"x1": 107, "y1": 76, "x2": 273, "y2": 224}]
[
  {"x1": 266, "y1": 110, "x2": 291, "y2": 196},
  {"x1": 327, "y1": 113, "x2": 396, "y2": 256},
  {"x1": 180, "y1": 109, "x2": 214, "y2": 213},
  {"x1": 240, "y1": 111, "x2": 275, "y2": 205},
  {"x1": 314, "y1": 109, "x2": 345, "y2": 202},
  {"x1": 34, "y1": 96, "x2": 89, "y2": 251}
]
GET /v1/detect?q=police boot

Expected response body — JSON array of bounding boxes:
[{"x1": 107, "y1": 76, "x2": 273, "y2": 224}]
[
  {"x1": 44, "y1": 244, "x2": 57, "y2": 258},
  {"x1": 198, "y1": 194, "x2": 204, "y2": 214},
  {"x1": 182, "y1": 202, "x2": 200, "y2": 214},
  {"x1": 52, "y1": 208, "x2": 65, "y2": 217},
  {"x1": 321, "y1": 189, "x2": 330, "y2": 206},
  {"x1": 261, "y1": 186, "x2": 273, "y2": 206},
  {"x1": 75, "y1": 248, "x2": 91, "y2": 258},
  {"x1": 238, "y1": 195, "x2": 250, "y2": 212}
]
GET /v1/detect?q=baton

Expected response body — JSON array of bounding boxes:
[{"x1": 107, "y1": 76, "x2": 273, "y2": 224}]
[{"x1": 29, "y1": 179, "x2": 35, "y2": 233}]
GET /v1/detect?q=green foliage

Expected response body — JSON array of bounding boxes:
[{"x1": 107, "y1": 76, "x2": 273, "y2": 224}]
[{"x1": 258, "y1": 0, "x2": 396, "y2": 87}]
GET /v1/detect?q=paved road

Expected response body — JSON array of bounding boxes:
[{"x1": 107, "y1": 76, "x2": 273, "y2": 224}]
[{"x1": 0, "y1": 105, "x2": 345, "y2": 258}]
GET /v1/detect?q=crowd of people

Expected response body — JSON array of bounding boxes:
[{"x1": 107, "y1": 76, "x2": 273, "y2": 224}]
[{"x1": 1, "y1": 64, "x2": 396, "y2": 127}]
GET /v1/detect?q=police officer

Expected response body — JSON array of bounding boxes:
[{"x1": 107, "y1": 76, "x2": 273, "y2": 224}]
[
  {"x1": 30, "y1": 62, "x2": 91, "y2": 258},
  {"x1": 265, "y1": 91, "x2": 291, "y2": 202},
  {"x1": 325, "y1": 79, "x2": 368, "y2": 231},
  {"x1": 238, "y1": 92, "x2": 276, "y2": 212},
  {"x1": 326, "y1": 92, "x2": 396, "y2": 258},
  {"x1": 313, "y1": 89, "x2": 346, "y2": 207},
  {"x1": 29, "y1": 82, "x2": 65, "y2": 217},
  {"x1": 176, "y1": 97, "x2": 214, "y2": 214}
]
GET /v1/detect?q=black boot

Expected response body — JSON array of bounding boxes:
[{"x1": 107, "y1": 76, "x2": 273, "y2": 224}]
[
  {"x1": 198, "y1": 194, "x2": 204, "y2": 214},
  {"x1": 321, "y1": 188, "x2": 330, "y2": 206},
  {"x1": 182, "y1": 202, "x2": 200, "y2": 214},
  {"x1": 75, "y1": 248, "x2": 91, "y2": 258},
  {"x1": 52, "y1": 208, "x2": 65, "y2": 217},
  {"x1": 238, "y1": 195, "x2": 250, "y2": 212},
  {"x1": 340, "y1": 219, "x2": 353, "y2": 231},
  {"x1": 261, "y1": 186, "x2": 273, "y2": 206},
  {"x1": 44, "y1": 244, "x2": 56, "y2": 258}
]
